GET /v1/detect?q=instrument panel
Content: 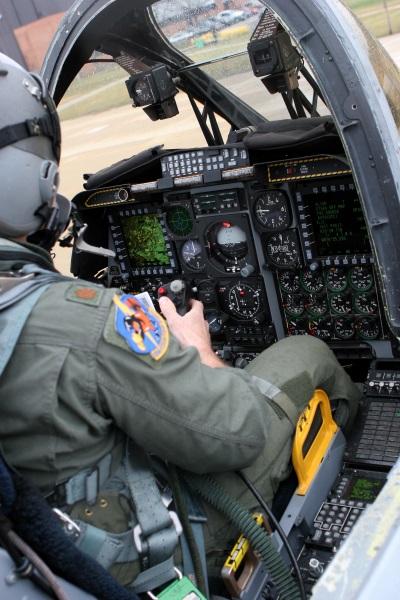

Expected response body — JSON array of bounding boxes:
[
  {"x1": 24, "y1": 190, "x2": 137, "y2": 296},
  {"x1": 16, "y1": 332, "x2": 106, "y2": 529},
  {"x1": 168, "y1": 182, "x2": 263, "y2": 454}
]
[{"x1": 76, "y1": 153, "x2": 388, "y2": 364}]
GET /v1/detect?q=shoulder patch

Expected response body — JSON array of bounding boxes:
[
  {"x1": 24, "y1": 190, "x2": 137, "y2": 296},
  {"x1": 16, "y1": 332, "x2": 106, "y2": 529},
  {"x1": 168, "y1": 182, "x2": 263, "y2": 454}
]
[
  {"x1": 113, "y1": 294, "x2": 169, "y2": 360},
  {"x1": 65, "y1": 284, "x2": 103, "y2": 306}
]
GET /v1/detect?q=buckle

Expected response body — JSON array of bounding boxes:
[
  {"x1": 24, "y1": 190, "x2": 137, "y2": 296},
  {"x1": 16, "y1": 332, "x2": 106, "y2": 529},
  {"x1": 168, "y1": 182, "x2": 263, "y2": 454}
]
[
  {"x1": 0, "y1": 271, "x2": 34, "y2": 295},
  {"x1": 133, "y1": 511, "x2": 182, "y2": 554},
  {"x1": 53, "y1": 508, "x2": 81, "y2": 541}
]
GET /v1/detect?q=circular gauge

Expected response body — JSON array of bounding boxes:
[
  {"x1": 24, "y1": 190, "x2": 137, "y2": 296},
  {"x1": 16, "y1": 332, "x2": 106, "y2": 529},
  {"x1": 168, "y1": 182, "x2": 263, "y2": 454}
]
[
  {"x1": 227, "y1": 283, "x2": 260, "y2": 319},
  {"x1": 349, "y1": 266, "x2": 373, "y2": 291},
  {"x1": 286, "y1": 317, "x2": 308, "y2": 336},
  {"x1": 166, "y1": 206, "x2": 193, "y2": 236},
  {"x1": 333, "y1": 317, "x2": 355, "y2": 340},
  {"x1": 133, "y1": 77, "x2": 155, "y2": 104},
  {"x1": 309, "y1": 318, "x2": 332, "y2": 340},
  {"x1": 180, "y1": 239, "x2": 205, "y2": 271},
  {"x1": 356, "y1": 316, "x2": 380, "y2": 340},
  {"x1": 205, "y1": 311, "x2": 223, "y2": 334},
  {"x1": 300, "y1": 268, "x2": 324, "y2": 293},
  {"x1": 266, "y1": 231, "x2": 300, "y2": 268},
  {"x1": 329, "y1": 293, "x2": 352, "y2": 315},
  {"x1": 325, "y1": 268, "x2": 348, "y2": 292},
  {"x1": 278, "y1": 270, "x2": 300, "y2": 293},
  {"x1": 216, "y1": 223, "x2": 248, "y2": 259},
  {"x1": 353, "y1": 292, "x2": 378, "y2": 315},
  {"x1": 208, "y1": 222, "x2": 248, "y2": 266},
  {"x1": 283, "y1": 294, "x2": 305, "y2": 317},
  {"x1": 254, "y1": 190, "x2": 290, "y2": 230},
  {"x1": 305, "y1": 294, "x2": 328, "y2": 316},
  {"x1": 197, "y1": 282, "x2": 215, "y2": 304}
]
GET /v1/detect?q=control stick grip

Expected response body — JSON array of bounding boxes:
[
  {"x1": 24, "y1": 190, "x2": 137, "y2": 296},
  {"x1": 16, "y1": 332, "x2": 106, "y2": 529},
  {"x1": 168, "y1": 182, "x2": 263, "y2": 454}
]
[{"x1": 158, "y1": 280, "x2": 192, "y2": 316}]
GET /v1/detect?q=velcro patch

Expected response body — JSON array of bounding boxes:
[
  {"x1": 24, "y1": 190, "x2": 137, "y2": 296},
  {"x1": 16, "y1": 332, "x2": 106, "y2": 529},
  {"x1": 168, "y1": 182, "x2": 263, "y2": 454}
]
[
  {"x1": 65, "y1": 284, "x2": 103, "y2": 306},
  {"x1": 113, "y1": 294, "x2": 169, "y2": 360}
]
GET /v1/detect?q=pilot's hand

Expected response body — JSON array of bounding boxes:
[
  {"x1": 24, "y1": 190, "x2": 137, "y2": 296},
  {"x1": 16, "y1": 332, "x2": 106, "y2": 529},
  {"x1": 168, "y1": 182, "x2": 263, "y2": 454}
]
[{"x1": 159, "y1": 296, "x2": 226, "y2": 368}]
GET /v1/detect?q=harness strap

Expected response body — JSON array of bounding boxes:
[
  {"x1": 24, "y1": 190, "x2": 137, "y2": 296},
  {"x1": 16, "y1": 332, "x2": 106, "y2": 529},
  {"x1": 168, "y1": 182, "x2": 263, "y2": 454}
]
[
  {"x1": 251, "y1": 376, "x2": 300, "y2": 428},
  {"x1": 54, "y1": 440, "x2": 181, "y2": 593},
  {"x1": 125, "y1": 439, "x2": 182, "y2": 569},
  {"x1": 61, "y1": 453, "x2": 113, "y2": 506},
  {"x1": 0, "y1": 284, "x2": 50, "y2": 376}
]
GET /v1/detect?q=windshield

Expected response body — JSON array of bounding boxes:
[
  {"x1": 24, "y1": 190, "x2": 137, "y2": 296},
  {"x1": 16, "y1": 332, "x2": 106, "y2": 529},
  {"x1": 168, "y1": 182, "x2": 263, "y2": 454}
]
[{"x1": 152, "y1": 0, "x2": 329, "y2": 122}]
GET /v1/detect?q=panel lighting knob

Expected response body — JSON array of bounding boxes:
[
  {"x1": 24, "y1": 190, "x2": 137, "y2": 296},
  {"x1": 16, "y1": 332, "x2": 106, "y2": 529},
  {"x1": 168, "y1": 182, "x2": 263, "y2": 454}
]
[
  {"x1": 241, "y1": 264, "x2": 255, "y2": 277},
  {"x1": 308, "y1": 558, "x2": 323, "y2": 577}
]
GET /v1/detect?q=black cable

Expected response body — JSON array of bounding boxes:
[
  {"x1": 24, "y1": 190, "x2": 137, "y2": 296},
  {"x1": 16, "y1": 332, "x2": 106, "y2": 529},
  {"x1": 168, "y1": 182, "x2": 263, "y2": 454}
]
[
  {"x1": 236, "y1": 471, "x2": 307, "y2": 600},
  {"x1": 181, "y1": 470, "x2": 301, "y2": 600}
]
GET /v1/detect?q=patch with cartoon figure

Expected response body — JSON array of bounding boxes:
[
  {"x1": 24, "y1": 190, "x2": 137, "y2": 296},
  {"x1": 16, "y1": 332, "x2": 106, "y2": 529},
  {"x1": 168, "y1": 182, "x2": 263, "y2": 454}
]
[{"x1": 113, "y1": 294, "x2": 169, "y2": 360}]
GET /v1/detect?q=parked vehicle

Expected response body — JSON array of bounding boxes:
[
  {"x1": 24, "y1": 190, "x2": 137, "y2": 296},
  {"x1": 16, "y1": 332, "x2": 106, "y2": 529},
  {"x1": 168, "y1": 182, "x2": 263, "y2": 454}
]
[
  {"x1": 169, "y1": 29, "x2": 194, "y2": 44},
  {"x1": 214, "y1": 9, "x2": 246, "y2": 25}
]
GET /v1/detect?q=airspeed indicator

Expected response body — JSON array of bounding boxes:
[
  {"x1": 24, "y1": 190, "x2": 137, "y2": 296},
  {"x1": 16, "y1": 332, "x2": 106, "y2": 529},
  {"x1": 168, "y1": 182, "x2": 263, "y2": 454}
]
[{"x1": 254, "y1": 190, "x2": 290, "y2": 230}]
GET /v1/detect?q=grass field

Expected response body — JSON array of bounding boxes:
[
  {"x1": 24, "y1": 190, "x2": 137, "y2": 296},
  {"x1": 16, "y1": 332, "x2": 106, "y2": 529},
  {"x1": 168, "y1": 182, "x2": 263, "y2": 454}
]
[{"x1": 345, "y1": 0, "x2": 400, "y2": 37}]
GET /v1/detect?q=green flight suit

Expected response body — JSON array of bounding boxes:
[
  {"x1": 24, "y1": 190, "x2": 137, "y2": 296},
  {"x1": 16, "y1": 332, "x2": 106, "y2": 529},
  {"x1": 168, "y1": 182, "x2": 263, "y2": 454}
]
[{"x1": 0, "y1": 238, "x2": 362, "y2": 587}]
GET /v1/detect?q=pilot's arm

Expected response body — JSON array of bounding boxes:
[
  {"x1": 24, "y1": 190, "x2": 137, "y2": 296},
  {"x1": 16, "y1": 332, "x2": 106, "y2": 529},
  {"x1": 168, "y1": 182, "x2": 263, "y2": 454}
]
[
  {"x1": 96, "y1": 293, "x2": 270, "y2": 475},
  {"x1": 158, "y1": 296, "x2": 226, "y2": 368}
]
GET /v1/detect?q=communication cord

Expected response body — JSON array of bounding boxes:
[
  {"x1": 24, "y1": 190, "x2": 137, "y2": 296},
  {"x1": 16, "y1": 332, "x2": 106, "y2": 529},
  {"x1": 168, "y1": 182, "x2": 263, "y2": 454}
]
[{"x1": 180, "y1": 469, "x2": 303, "y2": 600}]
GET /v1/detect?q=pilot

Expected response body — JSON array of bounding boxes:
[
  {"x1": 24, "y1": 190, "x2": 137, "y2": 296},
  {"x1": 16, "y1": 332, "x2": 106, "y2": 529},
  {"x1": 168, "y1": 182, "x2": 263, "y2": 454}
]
[{"x1": 0, "y1": 53, "x2": 362, "y2": 596}]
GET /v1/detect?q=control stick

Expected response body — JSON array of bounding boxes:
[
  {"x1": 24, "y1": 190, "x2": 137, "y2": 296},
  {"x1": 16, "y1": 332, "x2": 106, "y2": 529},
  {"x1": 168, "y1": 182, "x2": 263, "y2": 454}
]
[{"x1": 158, "y1": 280, "x2": 192, "y2": 316}]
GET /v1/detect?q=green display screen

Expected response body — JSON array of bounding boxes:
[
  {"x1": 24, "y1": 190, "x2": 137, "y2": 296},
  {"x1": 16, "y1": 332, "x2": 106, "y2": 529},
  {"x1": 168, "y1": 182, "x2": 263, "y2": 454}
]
[
  {"x1": 345, "y1": 474, "x2": 385, "y2": 503},
  {"x1": 305, "y1": 189, "x2": 371, "y2": 257},
  {"x1": 120, "y1": 213, "x2": 171, "y2": 267}
]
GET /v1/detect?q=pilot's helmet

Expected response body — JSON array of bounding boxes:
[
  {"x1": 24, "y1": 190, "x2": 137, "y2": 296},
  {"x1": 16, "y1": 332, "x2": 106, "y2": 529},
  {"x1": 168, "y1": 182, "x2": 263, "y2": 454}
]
[{"x1": 0, "y1": 53, "x2": 70, "y2": 249}]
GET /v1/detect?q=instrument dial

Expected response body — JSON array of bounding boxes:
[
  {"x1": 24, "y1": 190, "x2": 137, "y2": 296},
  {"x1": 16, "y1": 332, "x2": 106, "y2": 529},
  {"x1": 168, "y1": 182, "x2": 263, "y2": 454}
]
[
  {"x1": 133, "y1": 76, "x2": 155, "y2": 104},
  {"x1": 227, "y1": 283, "x2": 261, "y2": 319},
  {"x1": 286, "y1": 317, "x2": 308, "y2": 336},
  {"x1": 349, "y1": 266, "x2": 373, "y2": 291},
  {"x1": 325, "y1": 268, "x2": 348, "y2": 292},
  {"x1": 166, "y1": 206, "x2": 193, "y2": 236},
  {"x1": 205, "y1": 311, "x2": 223, "y2": 334},
  {"x1": 208, "y1": 222, "x2": 249, "y2": 267},
  {"x1": 254, "y1": 190, "x2": 290, "y2": 230},
  {"x1": 196, "y1": 282, "x2": 215, "y2": 304},
  {"x1": 300, "y1": 268, "x2": 324, "y2": 293},
  {"x1": 283, "y1": 294, "x2": 305, "y2": 317},
  {"x1": 180, "y1": 239, "x2": 205, "y2": 271},
  {"x1": 266, "y1": 231, "x2": 300, "y2": 268},
  {"x1": 309, "y1": 318, "x2": 332, "y2": 339},
  {"x1": 305, "y1": 294, "x2": 328, "y2": 316},
  {"x1": 278, "y1": 270, "x2": 300, "y2": 293},
  {"x1": 333, "y1": 317, "x2": 355, "y2": 340},
  {"x1": 329, "y1": 293, "x2": 352, "y2": 315},
  {"x1": 353, "y1": 292, "x2": 378, "y2": 315},
  {"x1": 356, "y1": 316, "x2": 380, "y2": 340}
]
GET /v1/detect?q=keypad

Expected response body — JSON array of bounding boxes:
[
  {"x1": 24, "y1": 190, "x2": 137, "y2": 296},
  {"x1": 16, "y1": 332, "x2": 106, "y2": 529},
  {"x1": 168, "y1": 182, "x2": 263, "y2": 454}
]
[
  {"x1": 161, "y1": 148, "x2": 249, "y2": 178},
  {"x1": 355, "y1": 400, "x2": 400, "y2": 464},
  {"x1": 310, "y1": 499, "x2": 365, "y2": 548}
]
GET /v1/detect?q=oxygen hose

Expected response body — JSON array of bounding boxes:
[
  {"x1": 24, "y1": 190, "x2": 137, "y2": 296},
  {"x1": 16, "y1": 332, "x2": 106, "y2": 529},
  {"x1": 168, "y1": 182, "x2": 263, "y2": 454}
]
[
  {"x1": 168, "y1": 464, "x2": 208, "y2": 597},
  {"x1": 179, "y1": 469, "x2": 302, "y2": 600}
]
